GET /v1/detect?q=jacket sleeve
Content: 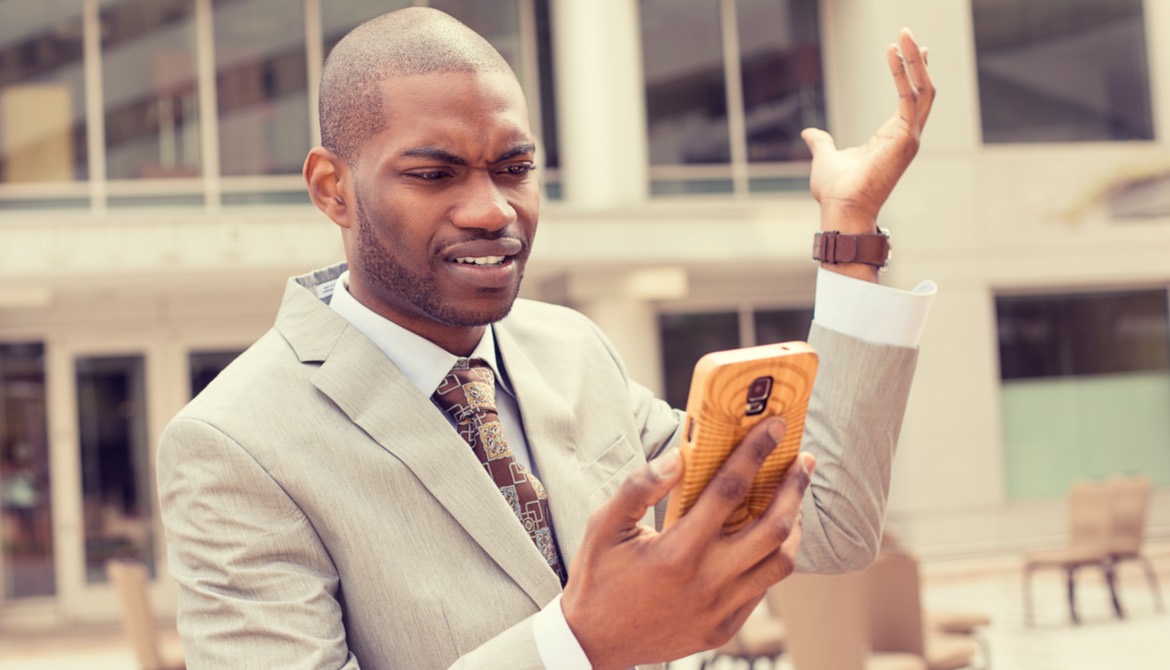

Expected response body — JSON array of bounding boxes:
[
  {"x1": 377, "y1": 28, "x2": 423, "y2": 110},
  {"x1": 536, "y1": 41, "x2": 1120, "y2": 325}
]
[{"x1": 795, "y1": 323, "x2": 919, "y2": 573}]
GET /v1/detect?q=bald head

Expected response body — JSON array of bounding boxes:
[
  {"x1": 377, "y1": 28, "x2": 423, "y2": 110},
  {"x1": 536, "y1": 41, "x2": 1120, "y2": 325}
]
[{"x1": 319, "y1": 7, "x2": 515, "y2": 163}]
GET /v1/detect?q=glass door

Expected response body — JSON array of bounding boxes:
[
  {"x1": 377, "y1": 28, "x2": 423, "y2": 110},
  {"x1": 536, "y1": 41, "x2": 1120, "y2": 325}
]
[
  {"x1": 46, "y1": 340, "x2": 168, "y2": 621},
  {"x1": 74, "y1": 354, "x2": 156, "y2": 583}
]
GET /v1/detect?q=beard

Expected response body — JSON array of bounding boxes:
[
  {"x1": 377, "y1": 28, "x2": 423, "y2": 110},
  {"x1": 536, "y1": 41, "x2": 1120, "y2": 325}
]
[{"x1": 352, "y1": 194, "x2": 523, "y2": 328}]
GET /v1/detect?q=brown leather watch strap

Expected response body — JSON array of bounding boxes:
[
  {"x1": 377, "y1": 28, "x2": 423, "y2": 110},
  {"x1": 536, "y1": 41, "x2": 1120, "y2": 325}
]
[{"x1": 812, "y1": 230, "x2": 891, "y2": 268}]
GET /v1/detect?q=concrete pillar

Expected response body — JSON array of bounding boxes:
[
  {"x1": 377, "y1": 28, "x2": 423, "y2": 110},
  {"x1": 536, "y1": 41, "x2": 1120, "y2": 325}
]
[
  {"x1": 577, "y1": 298, "x2": 665, "y2": 397},
  {"x1": 549, "y1": 0, "x2": 649, "y2": 207}
]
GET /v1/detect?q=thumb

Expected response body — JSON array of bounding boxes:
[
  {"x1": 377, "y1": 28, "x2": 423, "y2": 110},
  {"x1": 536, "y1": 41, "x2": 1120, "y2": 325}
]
[
  {"x1": 592, "y1": 451, "x2": 683, "y2": 537},
  {"x1": 801, "y1": 127, "x2": 836, "y2": 158}
]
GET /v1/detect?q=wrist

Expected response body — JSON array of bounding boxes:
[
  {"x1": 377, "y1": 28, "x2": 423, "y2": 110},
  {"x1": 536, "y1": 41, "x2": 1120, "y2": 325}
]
[
  {"x1": 819, "y1": 203, "x2": 878, "y2": 235},
  {"x1": 812, "y1": 227, "x2": 890, "y2": 284},
  {"x1": 561, "y1": 588, "x2": 626, "y2": 670}
]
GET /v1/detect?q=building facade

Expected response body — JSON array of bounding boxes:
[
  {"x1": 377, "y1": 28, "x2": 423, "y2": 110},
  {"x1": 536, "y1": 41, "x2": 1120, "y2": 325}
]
[{"x1": 1, "y1": 0, "x2": 1168, "y2": 627}]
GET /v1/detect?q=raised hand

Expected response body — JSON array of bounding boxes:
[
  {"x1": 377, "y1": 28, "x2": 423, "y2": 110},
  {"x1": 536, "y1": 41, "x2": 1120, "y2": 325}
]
[
  {"x1": 802, "y1": 28, "x2": 935, "y2": 243},
  {"x1": 560, "y1": 418, "x2": 815, "y2": 670}
]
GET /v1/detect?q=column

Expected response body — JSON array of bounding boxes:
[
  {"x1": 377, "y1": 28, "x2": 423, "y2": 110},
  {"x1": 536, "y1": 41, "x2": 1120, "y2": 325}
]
[{"x1": 549, "y1": 0, "x2": 649, "y2": 207}]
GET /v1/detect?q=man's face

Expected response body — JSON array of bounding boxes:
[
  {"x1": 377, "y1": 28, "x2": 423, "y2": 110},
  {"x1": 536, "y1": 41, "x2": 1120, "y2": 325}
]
[{"x1": 344, "y1": 70, "x2": 539, "y2": 349}]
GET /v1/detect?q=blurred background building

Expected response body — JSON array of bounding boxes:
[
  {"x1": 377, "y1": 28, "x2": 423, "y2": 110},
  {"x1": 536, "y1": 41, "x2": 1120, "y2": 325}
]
[{"x1": 0, "y1": 0, "x2": 1167, "y2": 629}]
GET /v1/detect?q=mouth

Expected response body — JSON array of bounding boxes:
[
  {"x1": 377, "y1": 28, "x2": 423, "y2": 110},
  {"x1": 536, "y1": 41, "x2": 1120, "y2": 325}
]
[
  {"x1": 440, "y1": 237, "x2": 526, "y2": 290},
  {"x1": 452, "y1": 255, "x2": 508, "y2": 267}
]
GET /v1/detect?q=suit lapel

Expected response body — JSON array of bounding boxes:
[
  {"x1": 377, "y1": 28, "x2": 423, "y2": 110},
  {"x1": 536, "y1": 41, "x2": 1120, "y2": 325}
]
[
  {"x1": 493, "y1": 322, "x2": 593, "y2": 571},
  {"x1": 276, "y1": 279, "x2": 561, "y2": 607}
]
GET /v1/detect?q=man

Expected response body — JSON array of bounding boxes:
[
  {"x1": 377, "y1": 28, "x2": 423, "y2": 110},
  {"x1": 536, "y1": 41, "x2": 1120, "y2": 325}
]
[{"x1": 157, "y1": 7, "x2": 936, "y2": 669}]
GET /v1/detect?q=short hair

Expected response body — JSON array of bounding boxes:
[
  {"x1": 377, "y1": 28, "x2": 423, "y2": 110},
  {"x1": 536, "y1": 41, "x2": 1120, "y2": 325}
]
[{"x1": 319, "y1": 7, "x2": 513, "y2": 163}]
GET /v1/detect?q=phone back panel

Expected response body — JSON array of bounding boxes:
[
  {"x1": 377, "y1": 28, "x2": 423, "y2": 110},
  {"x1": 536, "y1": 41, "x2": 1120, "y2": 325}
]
[{"x1": 664, "y1": 341, "x2": 818, "y2": 532}]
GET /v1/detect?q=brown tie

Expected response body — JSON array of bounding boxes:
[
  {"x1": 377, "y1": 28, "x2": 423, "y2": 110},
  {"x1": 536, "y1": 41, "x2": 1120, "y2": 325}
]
[{"x1": 432, "y1": 358, "x2": 566, "y2": 584}]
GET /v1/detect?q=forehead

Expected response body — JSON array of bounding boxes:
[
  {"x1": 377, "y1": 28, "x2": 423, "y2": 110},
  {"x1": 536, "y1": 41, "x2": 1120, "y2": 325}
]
[{"x1": 366, "y1": 70, "x2": 533, "y2": 159}]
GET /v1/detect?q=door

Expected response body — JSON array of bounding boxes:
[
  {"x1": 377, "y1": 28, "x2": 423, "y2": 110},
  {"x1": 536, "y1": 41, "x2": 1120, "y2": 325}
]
[{"x1": 48, "y1": 340, "x2": 168, "y2": 621}]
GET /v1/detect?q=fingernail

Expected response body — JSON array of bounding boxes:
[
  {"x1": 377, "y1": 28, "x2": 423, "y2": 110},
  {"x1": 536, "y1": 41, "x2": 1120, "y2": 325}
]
[
  {"x1": 767, "y1": 419, "x2": 787, "y2": 443},
  {"x1": 650, "y1": 451, "x2": 680, "y2": 478},
  {"x1": 803, "y1": 454, "x2": 816, "y2": 477}
]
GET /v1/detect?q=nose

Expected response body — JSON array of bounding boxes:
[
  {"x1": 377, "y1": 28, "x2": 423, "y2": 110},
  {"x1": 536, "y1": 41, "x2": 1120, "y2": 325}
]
[{"x1": 451, "y1": 170, "x2": 517, "y2": 232}]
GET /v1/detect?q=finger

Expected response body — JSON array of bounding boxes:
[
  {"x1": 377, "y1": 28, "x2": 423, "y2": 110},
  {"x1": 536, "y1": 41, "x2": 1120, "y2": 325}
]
[
  {"x1": 898, "y1": 28, "x2": 935, "y2": 131},
  {"x1": 710, "y1": 591, "x2": 767, "y2": 649},
  {"x1": 715, "y1": 514, "x2": 803, "y2": 615},
  {"x1": 800, "y1": 127, "x2": 836, "y2": 158},
  {"x1": 728, "y1": 452, "x2": 815, "y2": 565},
  {"x1": 679, "y1": 418, "x2": 787, "y2": 540},
  {"x1": 887, "y1": 41, "x2": 918, "y2": 130},
  {"x1": 588, "y1": 450, "x2": 682, "y2": 541}
]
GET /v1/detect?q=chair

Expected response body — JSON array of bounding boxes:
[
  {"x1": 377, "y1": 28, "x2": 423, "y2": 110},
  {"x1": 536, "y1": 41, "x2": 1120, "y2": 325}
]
[
  {"x1": 106, "y1": 558, "x2": 186, "y2": 670},
  {"x1": 767, "y1": 572, "x2": 926, "y2": 670},
  {"x1": 864, "y1": 552, "x2": 981, "y2": 670},
  {"x1": 880, "y1": 530, "x2": 992, "y2": 641},
  {"x1": 701, "y1": 607, "x2": 787, "y2": 669},
  {"x1": 1022, "y1": 479, "x2": 1120, "y2": 625},
  {"x1": 1105, "y1": 474, "x2": 1165, "y2": 614}
]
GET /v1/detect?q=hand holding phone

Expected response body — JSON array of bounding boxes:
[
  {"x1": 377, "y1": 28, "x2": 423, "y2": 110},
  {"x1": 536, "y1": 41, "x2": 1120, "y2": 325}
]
[{"x1": 663, "y1": 341, "x2": 818, "y2": 532}]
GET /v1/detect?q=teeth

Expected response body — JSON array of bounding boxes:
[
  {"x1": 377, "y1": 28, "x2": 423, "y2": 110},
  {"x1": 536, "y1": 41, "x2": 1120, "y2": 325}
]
[{"x1": 454, "y1": 256, "x2": 505, "y2": 266}]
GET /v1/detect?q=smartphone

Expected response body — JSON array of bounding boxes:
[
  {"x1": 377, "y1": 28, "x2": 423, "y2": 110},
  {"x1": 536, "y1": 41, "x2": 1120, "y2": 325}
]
[{"x1": 662, "y1": 341, "x2": 818, "y2": 532}]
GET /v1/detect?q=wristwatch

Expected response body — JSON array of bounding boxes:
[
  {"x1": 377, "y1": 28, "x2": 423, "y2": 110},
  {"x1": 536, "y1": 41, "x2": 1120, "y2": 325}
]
[{"x1": 812, "y1": 229, "x2": 891, "y2": 268}]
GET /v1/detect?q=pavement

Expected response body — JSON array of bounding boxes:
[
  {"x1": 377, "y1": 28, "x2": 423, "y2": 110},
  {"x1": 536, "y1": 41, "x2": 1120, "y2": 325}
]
[{"x1": 1, "y1": 542, "x2": 1167, "y2": 669}]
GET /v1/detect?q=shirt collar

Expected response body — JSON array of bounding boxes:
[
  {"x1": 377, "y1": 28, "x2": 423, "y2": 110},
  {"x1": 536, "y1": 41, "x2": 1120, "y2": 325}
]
[{"x1": 328, "y1": 270, "x2": 507, "y2": 397}]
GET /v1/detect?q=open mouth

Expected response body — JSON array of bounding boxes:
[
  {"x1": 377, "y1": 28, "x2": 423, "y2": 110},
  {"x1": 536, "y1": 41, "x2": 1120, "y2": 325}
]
[{"x1": 453, "y1": 255, "x2": 508, "y2": 266}]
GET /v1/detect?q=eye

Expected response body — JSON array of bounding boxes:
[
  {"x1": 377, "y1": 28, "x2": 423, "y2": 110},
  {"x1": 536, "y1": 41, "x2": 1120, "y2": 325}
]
[
  {"x1": 406, "y1": 170, "x2": 452, "y2": 181},
  {"x1": 500, "y1": 163, "x2": 536, "y2": 177}
]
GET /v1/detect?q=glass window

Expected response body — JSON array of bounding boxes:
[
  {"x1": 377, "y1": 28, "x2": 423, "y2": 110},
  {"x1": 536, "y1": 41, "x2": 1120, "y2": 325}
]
[
  {"x1": 213, "y1": 0, "x2": 310, "y2": 176},
  {"x1": 998, "y1": 291, "x2": 1170, "y2": 379},
  {"x1": 997, "y1": 290, "x2": 1170, "y2": 500},
  {"x1": 0, "y1": 0, "x2": 88, "y2": 183},
  {"x1": 100, "y1": 0, "x2": 201, "y2": 180},
  {"x1": 189, "y1": 349, "x2": 241, "y2": 397},
  {"x1": 972, "y1": 0, "x2": 1154, "y2": 143},
  {"x1": 1, "y1": 343, "x2": 55, "y2": 599},
  {"x1": 660, "y1": 311, "x2": 740, "y2": 409},
  {"x1": 76, "y1": 355, "x2": 155, "y2": 582},
  {"x1": 755, "y1": 307, "x2": 813, "y2": 345},
  {"x1": 735, "y1": 0, "x2": 824, "y2": 162},
  {"x1": 641, "y1": 0, "x2": 729, "y2": 166}
]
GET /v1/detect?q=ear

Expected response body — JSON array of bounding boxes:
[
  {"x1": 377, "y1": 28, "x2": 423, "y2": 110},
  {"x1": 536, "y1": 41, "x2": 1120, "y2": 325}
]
[{"x1": 304, "y1": 146, "x2": 352, "y2": 229}]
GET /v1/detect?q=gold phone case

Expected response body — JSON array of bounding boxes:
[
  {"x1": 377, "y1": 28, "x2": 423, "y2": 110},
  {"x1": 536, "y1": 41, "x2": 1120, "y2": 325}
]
[{"x1": 663, "y1": 341, "x2": 818, "y2": 533}]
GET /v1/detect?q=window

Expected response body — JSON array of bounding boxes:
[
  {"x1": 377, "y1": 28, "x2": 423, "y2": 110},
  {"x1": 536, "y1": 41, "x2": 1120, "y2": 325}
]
[
  {"x1": 660, "y1": 305, "x2": 813, "y2": 408},
  {"x1": 189, "y1": 349, "x2": 242, "y2": 397},
  {"x1": 214, "y1": 0, "x2": 310, "y2": 178},
  {"x1": 997, "y1": 290, "x2": 1170, "y2": 499},
  {"x1": 0, "y1": 1, "x2": 88, "y2": 186},
  {"x1": 640, "y1": 0, "x2": 824, "y2": 196},
  {"x1": 101, "y1": 0, "x2": 202, "y2": 183},
  {"x1": 0, "y1": 0, "x2": 558, "y2": 207},
  {"x1": 972, "y1": 0, "x2": 1154, "y2": 143}
]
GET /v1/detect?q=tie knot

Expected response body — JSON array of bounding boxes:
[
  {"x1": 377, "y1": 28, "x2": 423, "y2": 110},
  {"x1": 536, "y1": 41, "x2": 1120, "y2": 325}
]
[{"x1": 433, "y1": 358, "x2": 498, "y2": 420}]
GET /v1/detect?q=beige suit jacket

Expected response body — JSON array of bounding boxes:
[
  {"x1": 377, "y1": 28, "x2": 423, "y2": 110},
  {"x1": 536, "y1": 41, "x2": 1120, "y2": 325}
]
[{"x1": 157, "y1": 264, "x2": 919, "y2": 669}]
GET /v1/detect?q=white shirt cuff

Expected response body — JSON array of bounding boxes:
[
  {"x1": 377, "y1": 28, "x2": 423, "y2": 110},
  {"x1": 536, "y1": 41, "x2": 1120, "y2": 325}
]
[
  {"x1": 813, "y1": 268, "x2": 937, "y2": 348},
  {"x1": 533, "y1": 593, "x2": 592, "y2": 669}
]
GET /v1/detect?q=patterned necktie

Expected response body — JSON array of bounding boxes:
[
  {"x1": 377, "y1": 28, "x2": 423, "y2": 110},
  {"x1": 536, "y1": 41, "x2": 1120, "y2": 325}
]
[{"x1": 432, "y1": 358, "x2": 567, "y2": 584}]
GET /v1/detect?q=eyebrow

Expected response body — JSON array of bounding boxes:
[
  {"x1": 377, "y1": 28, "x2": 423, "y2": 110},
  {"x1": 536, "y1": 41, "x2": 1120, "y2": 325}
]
[{"x1": 399, "y1": 144, "x2": 536, "y2": 166}]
